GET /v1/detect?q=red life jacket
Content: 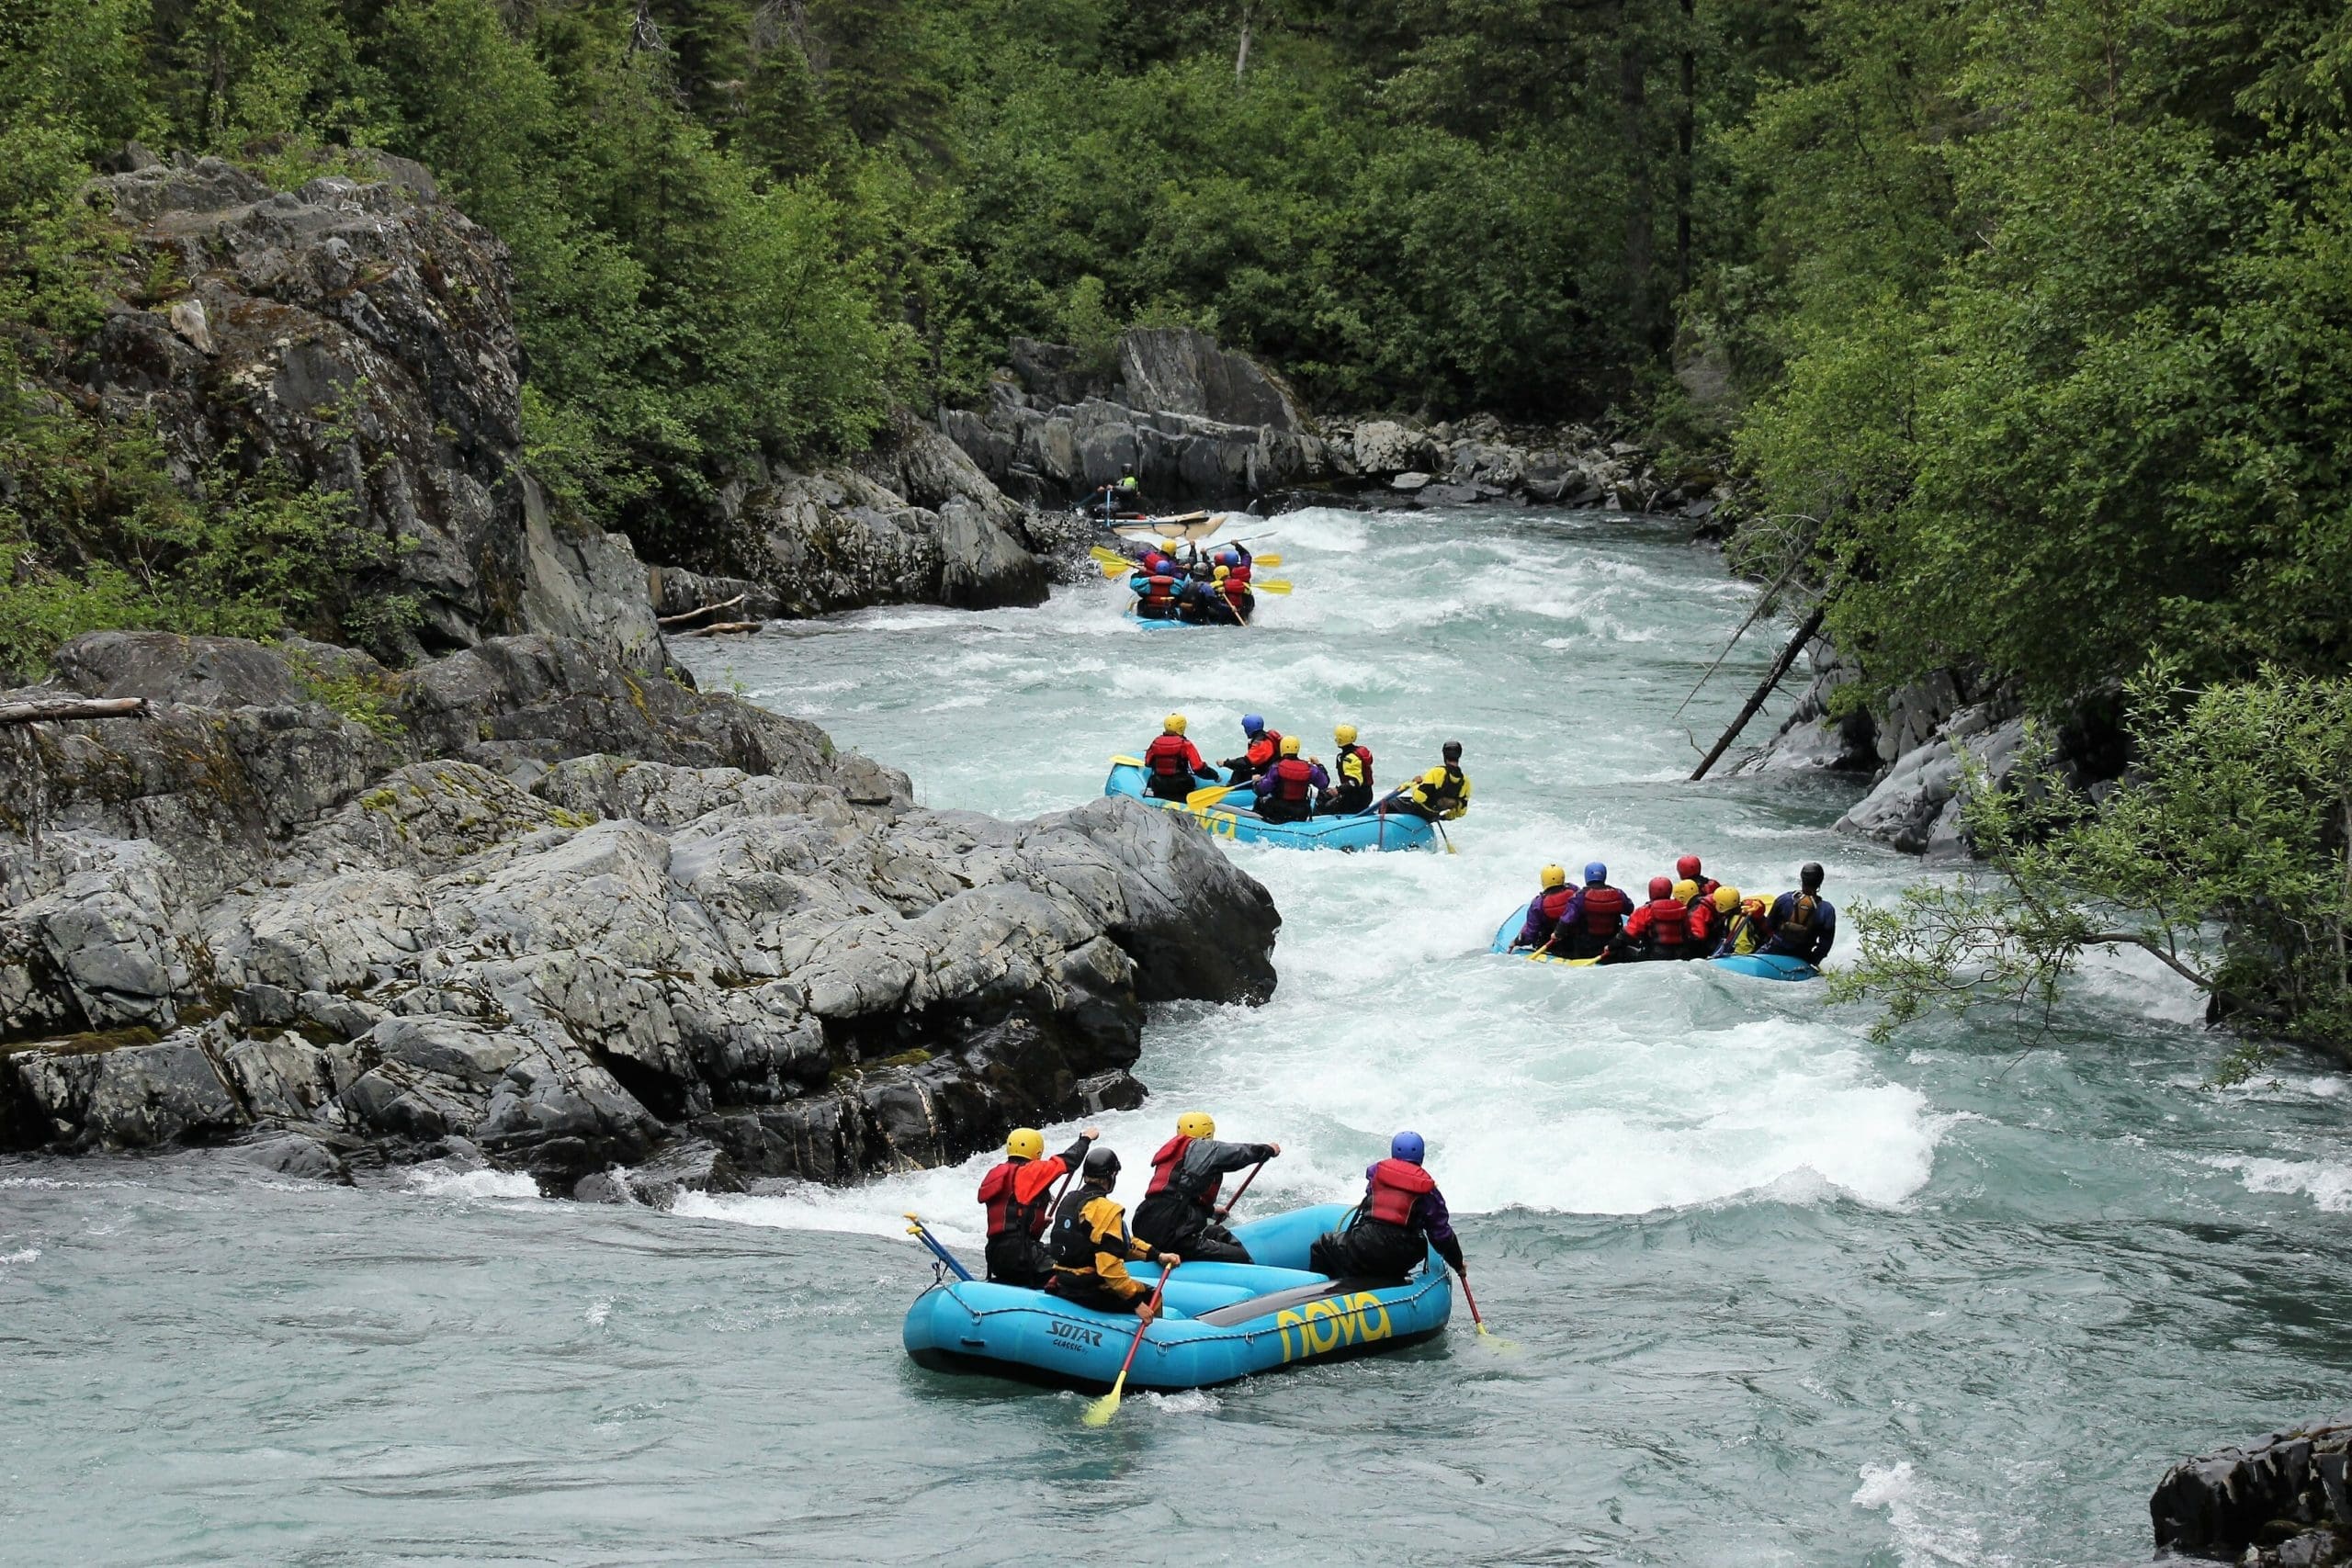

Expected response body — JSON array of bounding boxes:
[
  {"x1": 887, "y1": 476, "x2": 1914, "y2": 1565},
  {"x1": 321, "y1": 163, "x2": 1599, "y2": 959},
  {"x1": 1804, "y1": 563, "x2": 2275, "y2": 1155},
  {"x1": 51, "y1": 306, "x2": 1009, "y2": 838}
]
[
  {"x1": 978, "y1": 1159, "x2": 1031, "y2": 1238},
  {"x1": 1686, "y1": 901, "x2": 1717, "y2": 943},
  {"x1": 1335, "y1": 743, "x2": 1373, "y2": 789},
  {"x1": 1579, "y1": 885, "x2": 1631, "y2": 935},
  {"x1": 1227, "y1": 564, "x2": 1251, "y2": 584},
  {"x1": 1534, "y1": 886, "x2": 1575, "y2": 929},
  {"x1": 1640, "y1": 897, "x2": 1690, "y2": 946},
  {"x1": 1145, "y1": 732, "x2": 1196, "y2": 778},
  {"x1": 1245, "y1": 731, "x2": 1282, "y2": 768},
  {"x1": 1147, "y1": 1134, "x2": 1220, "y2": 1209},
  {"x1": 1270, "y1": 756, "x2": 1315, "y2": 803},
  {"x1": 1138, "y1": 574, "x2": 1178, "y2": 606},
  {"x1": 1364, "y1": 1157, "x2": 1436, "y2": 1225}
]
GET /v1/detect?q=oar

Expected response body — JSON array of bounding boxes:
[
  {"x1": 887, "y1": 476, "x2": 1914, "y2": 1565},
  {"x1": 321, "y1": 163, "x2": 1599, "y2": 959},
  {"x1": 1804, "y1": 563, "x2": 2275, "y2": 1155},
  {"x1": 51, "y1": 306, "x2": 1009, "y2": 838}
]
[
  {"x1": 1434, "y1": 818, "x2": 1457, "y2": 855},
  {"x1": 1212, "y1": 1159, "x2": 1267, "y2": 1224},
  {"x1": 903, "y1": 1213, "x2": 974, "y2": 1281},
  {"x1": 1250, "y1": 579, "x2": 1293, "y2": 595},
  {"x1": 1454, "y1": 1268, "x2": 1507, "y2": 1342},
  {"x1": 1186, "y1": 779, "x2": 1243, "y2": 807},
  {"x1": 1082, "y1": 1267, "x2": 1175, "y2": 1427}
]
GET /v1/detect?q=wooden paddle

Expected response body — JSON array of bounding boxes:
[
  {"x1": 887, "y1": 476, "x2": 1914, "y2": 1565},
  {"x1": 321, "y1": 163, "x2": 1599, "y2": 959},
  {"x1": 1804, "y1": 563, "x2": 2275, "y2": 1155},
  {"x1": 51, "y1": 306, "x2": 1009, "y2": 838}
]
[{"x1": 1082, "y1": 1266, "x2": 1175, "y2": 1427}]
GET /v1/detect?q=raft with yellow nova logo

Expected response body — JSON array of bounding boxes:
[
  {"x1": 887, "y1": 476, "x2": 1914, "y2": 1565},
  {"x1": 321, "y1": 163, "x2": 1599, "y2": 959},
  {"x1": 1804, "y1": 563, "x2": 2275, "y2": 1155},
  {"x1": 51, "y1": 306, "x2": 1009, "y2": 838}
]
[{"x1": 901, "y1": 1203, "x2": 1453, "y2": 1393}]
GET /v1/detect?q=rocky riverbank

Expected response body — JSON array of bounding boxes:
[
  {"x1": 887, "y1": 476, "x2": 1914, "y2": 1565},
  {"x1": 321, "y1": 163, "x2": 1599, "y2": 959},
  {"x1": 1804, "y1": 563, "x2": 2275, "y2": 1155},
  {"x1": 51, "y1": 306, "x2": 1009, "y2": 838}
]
[
  {"x1": 937, "y1": 328, "x2": 1731, "y2": 521},
  {"x1": 0, "y1": 632, "x2": 1278, "y2": 1197},
  {"x1": 2152, "y1": 1422, "x2": 2350, "y2": 1565}
]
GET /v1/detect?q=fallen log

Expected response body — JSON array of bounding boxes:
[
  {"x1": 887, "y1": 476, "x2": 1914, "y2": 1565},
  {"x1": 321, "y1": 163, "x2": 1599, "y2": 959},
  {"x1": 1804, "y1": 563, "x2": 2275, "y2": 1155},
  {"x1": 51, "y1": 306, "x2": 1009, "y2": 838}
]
[
  {"x1": 688, "y1": 621, "x2": 763, "y2": 637},
  {"x1": 0, "y1": 695, "x2": 150, "y2": 728},
  {"x1": 657, "y1": 593, "x2": 747, "y2": 629},
  {"x1": 1689, "y1": 598, "x2": 1829, "y2": 781}
]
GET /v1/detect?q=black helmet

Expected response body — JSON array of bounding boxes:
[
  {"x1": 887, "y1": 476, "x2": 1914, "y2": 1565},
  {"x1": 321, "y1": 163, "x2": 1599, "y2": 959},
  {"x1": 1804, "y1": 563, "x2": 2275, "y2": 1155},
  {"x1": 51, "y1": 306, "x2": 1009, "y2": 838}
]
[
  {"x1": 1083, "y1": 1146, "x2": 1121, "y2": 1180},
  {"x1": 1442, "y1": 739, "x2": 1463, "y2": 761},
  {"x1": 1800, "y1": 861, "x2": 1825, "y2": 889}
]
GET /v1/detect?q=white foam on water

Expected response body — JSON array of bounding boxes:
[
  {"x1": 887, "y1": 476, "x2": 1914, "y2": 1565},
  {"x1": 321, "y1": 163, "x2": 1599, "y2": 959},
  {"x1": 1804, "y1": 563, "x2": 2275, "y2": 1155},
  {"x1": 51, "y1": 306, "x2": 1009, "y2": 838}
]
[
  {"x1": 400, "y1": 1166, "x2": 541, "y2": 1201},
  {"x1": 584, "y1": 1296, "x2": 614, "y2": 1327},
  {"x1": 0, "y1": 1247, "x2": 40, "y2": 1265},
  {"x1": 1853, "y1": 1461, "x2": 2006, "y2": 1568},
  {"x1": 2204, "y1": 1156, "x2": 2352, "y2": 1213}
]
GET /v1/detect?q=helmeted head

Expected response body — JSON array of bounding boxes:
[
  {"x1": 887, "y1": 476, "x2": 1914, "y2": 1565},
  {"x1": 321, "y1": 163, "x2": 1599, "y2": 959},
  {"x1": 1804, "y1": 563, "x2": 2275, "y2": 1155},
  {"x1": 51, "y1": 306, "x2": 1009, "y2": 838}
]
[
  {"x1": 1215, "y1": 565, "x2": 1230, "y2": 581},
  {"x1": 1801, "y1": 862, "x2": 1826, "y2": 891},
  {"x1": 1120, "y1": 473, "x2": 1138, "y2": 490},
  {"x1": 1584, "y1": 862, "x2": 1608, "y2": 885},
  {"x1": 1159, "y1": 537, "x2": 1181, "y2": 553},
  {"x1": 1280, "y1": 735, "x2": 1302, "y2": 757},
  {"x1": 1649, "y1": 875, "x2": 1674, "y2": 900},
  {"x1": 1390, "y1": 1130, "x2": 1426, "y2": 1165},
  {"x1": 1163, "y1": 713, "x2": 1187, "y2": 735},
  {"x1": 1083, "y1": 1146, "x2": 1122, "y2": 1182},
  {"x1": 1442, "y1": 739, "x2": 1463, "y2": 761},
  {"x1": 1241, "y1": 715, "x2": 1265, "y2": 737},
  {"x1": 1540, "y1": 863, "x2": 1567, "y2": 889},
  {"x1": 1676, "y1": 853, "x2": 1702, "y2": 881},
  {"x1": 1176, "y1": 1111, "x2": 1216, "y2": 1139},
  {"x1": 1215, "y1": 549, "x2": 1238, "y2": 567},
  {"x1": 1672, "y1": 878, "x2": 1699, "y2": 903},
  {"x1": 1713, "y1": 886, "x2": 1741, "y2": 913},
  {"x1": 1334, "y1": 723, "x2": 1357, "y2": 746},
  {"x1": 1006, "y1": 1127, "x2": 1044, "y2": 1160}
]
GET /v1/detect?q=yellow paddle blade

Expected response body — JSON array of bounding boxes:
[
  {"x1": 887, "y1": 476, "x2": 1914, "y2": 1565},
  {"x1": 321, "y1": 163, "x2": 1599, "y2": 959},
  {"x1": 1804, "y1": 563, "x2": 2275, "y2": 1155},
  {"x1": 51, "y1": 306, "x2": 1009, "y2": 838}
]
[
  {"x1": 1081, "y1": 1372, "x2": 1127, "y2": 1427},
  {"x1": 1252, "y1": 579, "x2": 1293, "y2": 595},
  {"x1": 1250, "y1": 552, "x2": 1282, "y2": 568},
  {"x1": 1186, "y1": 782, "x2": 1240, "y2": 807},
  {"x1": 1109, "y1": 754, "x2": 1145, "y2": 767},
  {"x1": 1098, "y1": 557, "x2": 1134, "y2": 578}
]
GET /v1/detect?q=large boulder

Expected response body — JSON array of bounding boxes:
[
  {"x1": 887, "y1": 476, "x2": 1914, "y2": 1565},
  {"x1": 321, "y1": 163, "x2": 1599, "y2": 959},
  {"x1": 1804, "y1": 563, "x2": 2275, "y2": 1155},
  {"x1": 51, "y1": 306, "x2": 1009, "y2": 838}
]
[
  {"x1": 1115, "y1": 327, "x2": 1306, "y2": 433},
  {"x1": 0, "y1": 634, "x2": 1278, "y2": 1190},
  {"x1": 2151, "y1": 1422, "x2": 2351, "y2": 1566},
  {"x1": 67, "y1": 154, "x2": 661, "y2": 668}
]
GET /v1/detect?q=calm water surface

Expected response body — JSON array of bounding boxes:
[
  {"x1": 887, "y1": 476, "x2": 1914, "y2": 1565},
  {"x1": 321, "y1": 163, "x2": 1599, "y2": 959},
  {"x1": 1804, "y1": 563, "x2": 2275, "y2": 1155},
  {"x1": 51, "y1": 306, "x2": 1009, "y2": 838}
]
[{"x1": 5, "y1": 507, "x2": 2346, "y2": 1566}]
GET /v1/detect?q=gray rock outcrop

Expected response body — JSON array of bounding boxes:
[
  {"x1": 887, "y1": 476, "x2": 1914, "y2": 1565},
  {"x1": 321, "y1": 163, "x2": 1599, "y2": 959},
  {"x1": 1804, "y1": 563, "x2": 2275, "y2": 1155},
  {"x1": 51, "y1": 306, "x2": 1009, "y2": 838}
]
[
  {"x1": 2151, "y1": 1421, "x2": 2350, "y2": 1565},
  {"x1": 64, "y1": 152, "x2": 662, "y2": 668},
  {"x1": 0, "y1": 632, "x2": 1279, "y2": 1192}
]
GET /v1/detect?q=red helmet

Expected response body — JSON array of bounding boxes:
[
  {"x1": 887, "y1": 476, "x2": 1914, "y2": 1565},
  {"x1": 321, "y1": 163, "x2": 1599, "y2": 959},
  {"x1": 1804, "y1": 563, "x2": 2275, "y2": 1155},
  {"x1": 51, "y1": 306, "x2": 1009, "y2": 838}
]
[
  {"x1": 1648, "y1": 875, "x2": 1674, "y2": 899},
  {"x1": 1676, "y1": 853, "x2": 1702, "y2": 880}
]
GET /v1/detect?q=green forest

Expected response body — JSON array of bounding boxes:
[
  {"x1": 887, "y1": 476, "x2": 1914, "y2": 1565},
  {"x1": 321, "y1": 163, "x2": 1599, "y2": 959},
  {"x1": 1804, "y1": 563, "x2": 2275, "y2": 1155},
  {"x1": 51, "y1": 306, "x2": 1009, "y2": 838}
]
[{"x1": 5, "y1": 0, "x2": 2352, "y2": 1043}]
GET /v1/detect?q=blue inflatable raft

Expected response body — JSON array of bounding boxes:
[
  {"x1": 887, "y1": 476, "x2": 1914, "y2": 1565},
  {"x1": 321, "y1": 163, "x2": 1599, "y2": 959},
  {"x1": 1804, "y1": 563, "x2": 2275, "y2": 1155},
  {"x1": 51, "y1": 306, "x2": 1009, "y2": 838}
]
[
  {"x1": 1104, "y1": 760, "x2": 1436, "y2": 852},
  {"x1": 903, "y1": 1203, "x2": 1452, "y2": 1393},
  {"x1": 1487, "y1": 900, "x2": 1819, "y2": 979}
]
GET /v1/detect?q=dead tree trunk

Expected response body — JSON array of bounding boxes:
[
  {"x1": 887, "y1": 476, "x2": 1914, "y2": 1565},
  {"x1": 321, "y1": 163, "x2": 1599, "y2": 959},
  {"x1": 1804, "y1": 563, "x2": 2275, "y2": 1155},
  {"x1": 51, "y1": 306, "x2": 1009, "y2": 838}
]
[
  {"x1": 1689, "y1": 600, "x2": 1829, "y2": 781},
  {"x1": 0, "y1": 696, "x2": 150, "y2": 728}
]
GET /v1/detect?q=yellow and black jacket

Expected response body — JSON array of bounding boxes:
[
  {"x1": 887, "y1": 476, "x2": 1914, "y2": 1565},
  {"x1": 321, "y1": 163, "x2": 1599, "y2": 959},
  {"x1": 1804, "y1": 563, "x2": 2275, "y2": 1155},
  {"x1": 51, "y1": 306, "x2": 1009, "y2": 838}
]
[
  {"x1": 1046, "y1": 1187, "x2": 1155, "y2": 1301},
  {"x1": 1405, "y1": 763, "x2": 1473, "y2": 820}
]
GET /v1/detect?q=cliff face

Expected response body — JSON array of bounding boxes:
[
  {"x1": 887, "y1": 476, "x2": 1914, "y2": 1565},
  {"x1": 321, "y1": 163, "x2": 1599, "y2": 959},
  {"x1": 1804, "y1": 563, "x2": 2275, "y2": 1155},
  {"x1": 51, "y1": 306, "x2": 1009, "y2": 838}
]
[
  {"x1": 62, "y1": 151, "x2": 661, "y2": 668},
  {"x1": 0, "y1": 634, "x2": 1279, "y2": 1193}
]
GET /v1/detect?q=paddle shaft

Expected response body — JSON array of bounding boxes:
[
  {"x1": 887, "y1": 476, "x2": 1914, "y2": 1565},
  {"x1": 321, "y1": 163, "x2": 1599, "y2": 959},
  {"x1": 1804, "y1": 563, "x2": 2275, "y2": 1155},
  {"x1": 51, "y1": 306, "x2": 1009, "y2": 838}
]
[
  {"x1": 1213, "y1": 1159, "x2": 1267, "y2": 1223},
  {"x1": 1111, "y1": 1269, "x2": 1173, "y2": 1383},
  {"x1": 1455, "y1": 1268, "x2": 1487, "y2": 1329},
  {"x1": 905, "y1": 1215, "x2": 975, "y2": 1281}
]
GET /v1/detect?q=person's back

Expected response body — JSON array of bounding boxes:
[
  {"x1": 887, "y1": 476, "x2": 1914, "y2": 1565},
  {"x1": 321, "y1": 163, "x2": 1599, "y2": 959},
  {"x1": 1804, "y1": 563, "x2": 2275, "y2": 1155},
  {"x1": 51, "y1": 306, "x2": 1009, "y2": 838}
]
[
  {"x1": 1141, "y1": 714, "x2": 1213, "y2": 801},
  {"x1": 1254, "y1": 738, "x2": 1324, "y2": 824},
  {"x1": 1514, "y1": 864, "x2": 1576, "y2": 952},
  {"x1": 1566, "y1": 863, "x2": 1631, "y2": 959},
  {"x1": 1046, "y1": 1148, "x2": 1178, "y2": 1316},
  {"x1": 1616, "y1": 876, "x2": 1690, "y2": 962},
  {"x1": 978, "y1": 1127, "x2": 1095, "y2": 1285},
  {"x1": 1763, "y1": 863, "x2": 1836, "y2": 964},
  {"x1": 1308, "y1": 1131, "x2": 1467, "y2": 1283},
  {"x1": 1322, "y1": 725, "x2": 1374, "y2": 815},
  {"x1": 1132, "y1": 1113, "x2": 1279, "y2": 1264}
]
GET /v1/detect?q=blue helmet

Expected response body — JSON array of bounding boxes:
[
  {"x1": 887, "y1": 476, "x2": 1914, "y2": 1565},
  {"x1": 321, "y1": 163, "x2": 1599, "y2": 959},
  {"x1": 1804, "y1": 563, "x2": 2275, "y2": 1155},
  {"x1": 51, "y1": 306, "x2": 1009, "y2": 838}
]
[
  {"x1": 1390, "y1": 1130, "x2": 1426, "y2": 1165},
  {"x1": 1584, "y1": 862, "x2": 1608, "y2": 884},
  {"x1": 1242, "y1": 715, "x2": 1265, "y2": 736}
]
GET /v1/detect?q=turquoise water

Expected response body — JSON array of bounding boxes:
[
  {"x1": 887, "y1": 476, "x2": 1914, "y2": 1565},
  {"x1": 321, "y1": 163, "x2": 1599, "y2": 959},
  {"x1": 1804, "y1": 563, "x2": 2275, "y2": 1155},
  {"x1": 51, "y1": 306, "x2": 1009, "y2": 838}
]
[{"x1": 5, "y1": 507, "x2": 2346, "y2": 1565}]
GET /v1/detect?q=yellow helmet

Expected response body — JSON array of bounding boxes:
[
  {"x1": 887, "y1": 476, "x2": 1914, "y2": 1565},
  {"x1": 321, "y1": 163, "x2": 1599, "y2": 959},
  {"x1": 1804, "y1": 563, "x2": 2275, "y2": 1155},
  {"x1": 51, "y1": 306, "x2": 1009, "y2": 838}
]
[
  {"x1": 1177, "y1": 1111, "x2": 1216, "y2": 1139},
  {"x1": 1280, "y1": 735, "x2": 1302, "y2": 757},
  {"x1": 1215, "y1": 565, "x2": 1230, "y2": 580},
  {"x1": 1672, "y1": 879, "x2": 1699, "y2": 903},
  {"x1": 1159, "y1": 538, "x2": 1181, "y2": 552},
  {"x1": 1335, "y1": 724, "x2": 1357, "y2": 745},
  {"x1": 1713, "y1": 886, "x2": 1741, "y2": 912},
  {"x1": 1540, "y1": 863, "x2": 1567, "y2": 889},
  {"x1": 1006, "y1": 1128, "x2": 1044, "y2": 1160},
  {"x1": 1164, "y1": 713, "x2": 1187, "y2": 734}
]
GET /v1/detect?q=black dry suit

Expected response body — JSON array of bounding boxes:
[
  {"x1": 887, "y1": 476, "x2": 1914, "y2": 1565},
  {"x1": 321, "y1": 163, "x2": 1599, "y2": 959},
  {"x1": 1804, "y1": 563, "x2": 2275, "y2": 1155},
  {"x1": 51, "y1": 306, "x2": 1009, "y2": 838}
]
[{"x1": 1132, "y1": 1135, "x2": 1274, "y2": 1263}]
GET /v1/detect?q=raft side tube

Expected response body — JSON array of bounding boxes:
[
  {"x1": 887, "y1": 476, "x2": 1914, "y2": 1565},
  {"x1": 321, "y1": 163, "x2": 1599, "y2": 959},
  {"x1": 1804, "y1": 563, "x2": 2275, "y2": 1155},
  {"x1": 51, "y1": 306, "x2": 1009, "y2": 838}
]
[{"x1": 1488, "y1": 899, "x2": 1819, "y2": 978}]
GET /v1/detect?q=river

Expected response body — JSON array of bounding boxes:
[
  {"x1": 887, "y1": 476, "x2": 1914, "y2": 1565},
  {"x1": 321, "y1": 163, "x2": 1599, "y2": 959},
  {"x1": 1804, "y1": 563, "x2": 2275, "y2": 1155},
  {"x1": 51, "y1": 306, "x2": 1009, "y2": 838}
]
[{"x1": 4, "y1": 506, "x2": 2346, "y2": 1565}]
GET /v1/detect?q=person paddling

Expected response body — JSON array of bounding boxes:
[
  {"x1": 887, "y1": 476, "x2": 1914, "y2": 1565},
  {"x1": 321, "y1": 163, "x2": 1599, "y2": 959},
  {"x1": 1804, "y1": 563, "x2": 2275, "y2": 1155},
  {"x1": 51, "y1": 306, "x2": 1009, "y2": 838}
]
[
  {"x1": 1308, "y1": 1131, "x2": 1467, "y2": 1284},
  {"x1": 1045, "y1": 1147, "x2": 1182, "y2": 1319},
  {"x1": 1319, "y1": 724, "x2": 1374, "y2": 815},
  {"x1": 1562, "y1": 861, "x2": 1631, "y2": 959},
  {"x1": 1140, "y1": 713, "x2": 1218, "y2": 802},
  {"x1": 1761, "y1": 862, "x2": 1838, "y2": 964},
  {"x1": 977, "y1": 1125, "x2": 1097, "y2": 1286},
  {"x1": 1511, "y1": 863, "x2": 1577, "y2": 952},
  {"x1": 1220, "y1": 715, "x2": 1283, "y2": 784},
  {"x1": 1609, "y1": 875, "x2": 1695, "y2": 963},
  {"x1": 1379, "y1": 740, "x2": 1471, "y2": 822},
  {"x1": 1133, "y1": 1111, "x2": 1282, "y2": 1264},
  {"x1": 1252, "y1": 735, "x2": 1327, "y2": 824},
  {"x1": 1710, "y1": 886, "x2": 1772, "y2": 956},
  {"x1": 1675, "y1": 853, "x2": 1721, "y2": 904}
]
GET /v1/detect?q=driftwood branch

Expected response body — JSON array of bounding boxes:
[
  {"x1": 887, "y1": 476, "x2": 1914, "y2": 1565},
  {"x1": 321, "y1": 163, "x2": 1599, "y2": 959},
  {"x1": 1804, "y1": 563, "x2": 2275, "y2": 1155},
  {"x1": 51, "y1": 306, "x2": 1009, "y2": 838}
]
[
  {"x1": 0, "y1": 695, "x2": 150, "y2": 728},
  {"x1": 1689, "y1": 598, "x2": 1830, "y2": 781},
  {"x1": 657, "y1": 593, "x2": 747, "y2": 628},
  {"x1": 688, "y1": 620, "x2": 763, "y2": 637}
]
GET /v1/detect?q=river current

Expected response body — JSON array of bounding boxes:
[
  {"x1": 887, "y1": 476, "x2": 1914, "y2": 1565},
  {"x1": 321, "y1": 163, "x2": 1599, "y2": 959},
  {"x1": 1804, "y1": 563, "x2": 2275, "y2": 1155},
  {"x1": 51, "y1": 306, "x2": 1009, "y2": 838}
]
[{"x1": 5, "y1": 507, "x2": 2347, "y2": 1566}]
